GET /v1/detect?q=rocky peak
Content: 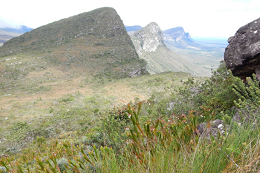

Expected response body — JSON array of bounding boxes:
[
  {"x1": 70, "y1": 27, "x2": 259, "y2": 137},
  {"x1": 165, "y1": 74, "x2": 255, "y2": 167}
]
[
  {"x1": 224, "y1": 17, "x2": 260, "y2": 81},
  {"x1": 131, "y1": 22, "x2": 164, "y2": 54},
  {"x1": 163, "y1": 27, "x2": 191, "y2": 42}
]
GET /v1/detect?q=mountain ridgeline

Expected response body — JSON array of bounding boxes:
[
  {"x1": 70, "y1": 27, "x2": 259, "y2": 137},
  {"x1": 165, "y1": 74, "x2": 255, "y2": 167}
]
[
  {"x1": 163, "y1": 27, "x2": 201, "y2": 49},
  {"x1": 0, "y1": 7, "x2": 147, "y2": 80},
  {"x1": 0, "y1": 25, "x2": 33, "y2": 34},
  {"x1": 0, "y1": 25, "x2": 33, "y2": 47}
]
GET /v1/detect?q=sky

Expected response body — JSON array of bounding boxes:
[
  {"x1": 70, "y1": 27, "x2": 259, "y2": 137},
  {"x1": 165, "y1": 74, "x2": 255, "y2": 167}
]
[{"x1": 0, "y1": 0, "x2": 260, "y2": 38}]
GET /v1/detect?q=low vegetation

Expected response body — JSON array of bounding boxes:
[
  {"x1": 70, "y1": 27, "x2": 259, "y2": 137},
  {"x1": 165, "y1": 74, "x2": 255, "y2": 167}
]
[{"x1": 0, "y1": 62, "x2": 259, "y2": 172}]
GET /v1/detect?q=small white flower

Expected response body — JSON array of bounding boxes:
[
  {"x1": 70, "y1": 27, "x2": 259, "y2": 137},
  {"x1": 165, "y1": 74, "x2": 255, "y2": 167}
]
[{"x1": 218, "y1": 124, "x2": 223, "y2": 129}]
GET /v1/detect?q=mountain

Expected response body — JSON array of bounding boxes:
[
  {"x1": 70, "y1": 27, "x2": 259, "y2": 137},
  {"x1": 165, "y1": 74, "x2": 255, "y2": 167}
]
[
  {"x1": 130, "y1": 22, "x2": 207, "y2": 75},
  {"x1": 163, "y1": 27, "x2": 191, "y2": 41},
  {"x1": 0, "y1": 7, "x2": 147, "y2": 81},
  {"x1": 162, "y1": 27, "x2": 226, "y2": 74},
  {"x1": 1, "y1": 25, "x2": 33, "y2": 34},
  {"x1": 0, "y1": 25, "x2": 33, "y2": 46},
  {"x1": 125, "y1": 25, "x2": 143, "y2": 36},
  {"x1": 163, "y1": 27, "x2": 201, "y2": 50},
  {"x1": 125, "y1": 25, "x2": 143, "y2": 32},
  {"x1": 0, "y1": 7, "x2": 148, "y2": 100}
]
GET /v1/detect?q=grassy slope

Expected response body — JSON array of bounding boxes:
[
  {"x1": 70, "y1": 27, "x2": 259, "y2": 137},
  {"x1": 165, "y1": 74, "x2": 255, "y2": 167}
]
[
  {"x1": 0, "y1": 71, "x2": 197, "y2": 154},
  {"x1": 165, "y1": 39, "x2": 225, "y2": 75},
  {"x1": 0, "y1": 67, "x2": 259, "y2": 172},
  {"x1": 139, "y1": 45, "x2": 210, "y2": 76}
]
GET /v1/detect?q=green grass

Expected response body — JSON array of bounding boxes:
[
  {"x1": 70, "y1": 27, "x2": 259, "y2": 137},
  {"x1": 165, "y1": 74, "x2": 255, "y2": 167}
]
[
  {"x1": 0, "y1": 71, "x2": 192, "y2": 156},
  {"x1": 1, "y1": 65, "x2": 259, "y2": 172},
  {"x1": 0, "y1": 101, "x2": 259, "y2": 172}
]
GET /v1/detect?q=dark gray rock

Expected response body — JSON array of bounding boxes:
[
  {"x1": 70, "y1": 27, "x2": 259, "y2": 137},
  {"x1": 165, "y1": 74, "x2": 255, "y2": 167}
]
[
  {"x1": 128, "y1": 67, "x2": 147, "y2": 77},
  {"x1": 224, "y1": 17, "x2": 260, "y2": 80},
  {"x1": 197, "y1": 119, "x2": 226, "y2": 139},
  {"x1": 232, "y1": 108, "x2": 260, "y2": 125}
]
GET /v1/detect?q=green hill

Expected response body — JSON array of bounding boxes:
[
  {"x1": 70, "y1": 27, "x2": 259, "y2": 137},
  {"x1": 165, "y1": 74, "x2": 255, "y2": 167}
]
[{"x1": 0, "y1": 7, "x2": 147, "y2": 81}]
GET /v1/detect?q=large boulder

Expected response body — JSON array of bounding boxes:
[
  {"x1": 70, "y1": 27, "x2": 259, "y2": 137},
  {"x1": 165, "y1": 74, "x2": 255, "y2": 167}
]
[{"x1": 224, "y1": 17, "x2": 260, "y2": 80}]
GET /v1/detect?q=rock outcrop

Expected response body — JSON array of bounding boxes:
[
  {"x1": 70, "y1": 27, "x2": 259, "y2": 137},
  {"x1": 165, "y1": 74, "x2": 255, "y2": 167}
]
[
  {"x1": 163, "y1": 27, "x2": 201, "y2": 50},
  {"x1": 197, "y1": 119, "x2": 227, "y2": 139},
  {"x1": 224, "y1": 17, "x2": 260, "y2": 80},
  {"x1": 131, "y1": 22, "x2": 165, "y2": 55},
  {"x1": 163, "y1": 27, "x2": 190, "y2": 42}
]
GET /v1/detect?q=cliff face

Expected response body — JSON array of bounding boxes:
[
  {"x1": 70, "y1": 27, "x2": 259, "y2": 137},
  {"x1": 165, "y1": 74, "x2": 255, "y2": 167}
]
[
  {"x1": 131, "y1": 22, "x2": 165, "y2": 55},
  {"x1": 0, "y1": 7, "x2": 147, "y2": 78},
  {"x1": 163, "y1": 27, "x2": 190, "y2": 42},
  {"x1": 224, "y1": 17, "x2": 260, "y2": 80}
]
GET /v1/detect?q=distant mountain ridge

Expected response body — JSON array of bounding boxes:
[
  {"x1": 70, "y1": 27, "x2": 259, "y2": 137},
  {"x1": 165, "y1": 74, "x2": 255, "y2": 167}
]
[
  {"x1": 125, "y1": 25, "x2": 143, "y2": 32},
  {"x1": 130, "y1": 22, "x2": 207, "y2": 75},
  {"x1": 163, "y1": 27, "x2": 202, "y2": 50},
  {"x1": 0, "y1": 25, "x2": 33, "y2": 46},
  {"x1": 163, "y1": 27, "x2": 191, "y2": 41},
  {"x1": 125, "y1": 25, "x2": 201, "y2": 50},
  {"x1": 1, "y1": 25, "x2": 33, "y2": 34}
]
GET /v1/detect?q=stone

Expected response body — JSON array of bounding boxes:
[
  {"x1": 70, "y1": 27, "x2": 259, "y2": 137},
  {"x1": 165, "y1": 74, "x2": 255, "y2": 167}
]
[
  {"x1": 232, "y1": 108, "x2": 260, "y2": 125},
  {"x1": 197, "y1": 119, "x2": 226, "y2": 139},
  {"x1": 224, "y1": 17, "x2": 260, "y2": 80}
]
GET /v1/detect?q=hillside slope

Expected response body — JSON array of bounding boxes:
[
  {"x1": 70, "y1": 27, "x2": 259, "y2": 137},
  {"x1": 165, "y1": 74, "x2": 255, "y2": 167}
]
[{"x1": 0, "y1": 7, "x2": 147, "y2": 90}]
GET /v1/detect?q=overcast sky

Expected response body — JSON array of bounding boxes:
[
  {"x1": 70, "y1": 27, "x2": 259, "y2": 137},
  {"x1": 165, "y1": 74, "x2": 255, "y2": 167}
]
[{"x1": 0, "y1": 0, "x2": 259, "y2": 38}]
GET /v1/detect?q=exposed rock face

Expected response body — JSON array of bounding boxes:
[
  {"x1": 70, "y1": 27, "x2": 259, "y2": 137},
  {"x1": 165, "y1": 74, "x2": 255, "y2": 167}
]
[
  {"x1": 131, "y1": 22, "x2": 165, "y2": 55},
  {"x1": 163, "y1": 27, "x2": 201, "y2": 50},
  {"x1": 197, "y1": 119, "x2": 227, "y2": 139},
  {"x1": 224, "y1": 17, "x2": 260, "y2": 80},
  {"x1": 163, "y1": 27, "x2": 190, "y2": 42}
]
